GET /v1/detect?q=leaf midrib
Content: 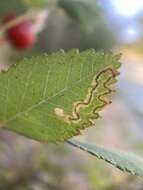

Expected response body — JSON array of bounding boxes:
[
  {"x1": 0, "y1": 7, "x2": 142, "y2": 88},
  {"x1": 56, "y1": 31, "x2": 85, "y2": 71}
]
[{"x1": 4, "y1": 73, "x2": 94, "y2": 125}]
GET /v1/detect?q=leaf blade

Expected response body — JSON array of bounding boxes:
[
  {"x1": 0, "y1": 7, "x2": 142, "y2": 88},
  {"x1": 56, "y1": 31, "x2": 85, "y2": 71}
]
[
  {"x1": 68, "y1": 140, "x2": 143, "y2": 177},
  {"x1": 0, "y1": 50, "x2": 121, "y2": 142}
]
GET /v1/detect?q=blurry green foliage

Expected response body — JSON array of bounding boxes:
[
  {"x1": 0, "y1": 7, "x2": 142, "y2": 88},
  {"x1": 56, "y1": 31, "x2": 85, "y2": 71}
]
[
  {"x1": 0, "y1": 0, "x2": 26, "y2": 17},
  {"x1": 0, "y1": 0, "x2": 116, "y2": 53},
  {"x1": 58, "y1": 0, "x2": 102, "y2": 32},
  {"x1": 23, "y1": 0, "x2": 49, "y2": 8}
]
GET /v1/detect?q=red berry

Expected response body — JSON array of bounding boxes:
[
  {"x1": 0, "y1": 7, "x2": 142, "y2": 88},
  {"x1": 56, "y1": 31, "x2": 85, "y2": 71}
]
[{"x1": 3, "y1": 14, "x2": 36, "y2": 49}]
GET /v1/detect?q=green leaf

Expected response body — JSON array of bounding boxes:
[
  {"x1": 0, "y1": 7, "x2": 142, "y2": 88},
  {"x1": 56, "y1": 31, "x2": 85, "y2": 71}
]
[
  {"x1": 23, "y1": 0, "x2": 48, "y2": 7},
  {"x1": 58, "y1": 0, "x2": 103, "y2": 31},
  {"x1": 68, "y1": 140, "x2": 143, "y2": 177},
  {"x1": 0, "y1": 50, "x2": 120, "y2": 143}
]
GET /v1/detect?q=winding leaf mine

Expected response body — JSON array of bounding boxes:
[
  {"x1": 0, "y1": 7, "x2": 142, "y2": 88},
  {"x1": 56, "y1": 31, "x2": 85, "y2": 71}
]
[
  {"x1": 55, "y1": 67, "x2": 119, "y2": 128},
  {"x1": 0, "y1": 50, "x2": 121, "y2": 142}
]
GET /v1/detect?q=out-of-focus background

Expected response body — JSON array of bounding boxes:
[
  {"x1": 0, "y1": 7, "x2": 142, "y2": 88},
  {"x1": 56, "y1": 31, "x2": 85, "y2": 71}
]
[{"x1": 1, "y1": 0, "x2": 143, "y2": 189}]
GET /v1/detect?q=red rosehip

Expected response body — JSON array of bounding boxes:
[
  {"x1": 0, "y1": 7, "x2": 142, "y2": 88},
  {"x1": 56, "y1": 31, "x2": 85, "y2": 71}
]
[{"x1": 3, "y1": 14, "x2": 36, "y2": 49}]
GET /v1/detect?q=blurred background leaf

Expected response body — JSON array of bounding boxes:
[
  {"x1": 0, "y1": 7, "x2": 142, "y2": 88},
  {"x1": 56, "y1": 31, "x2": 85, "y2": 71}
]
[
  {"x1": 0, "y1": 0, "x2": 26, "y2": 16},
  {"x1": 68, "y1": 140, "x2": 143, "y2": 177},
  {"x1": 23, "y1": 0, "x2": 49, "y2": 8},
  {"x1": 58, "y1": 0, "x2": 102, "y2": 32}
]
